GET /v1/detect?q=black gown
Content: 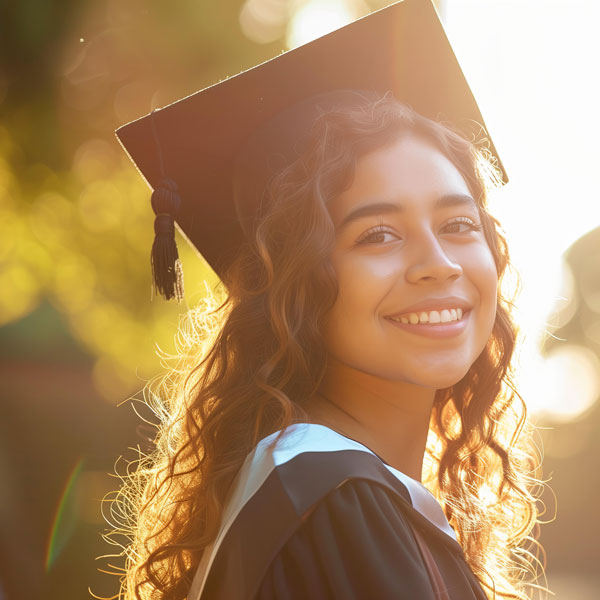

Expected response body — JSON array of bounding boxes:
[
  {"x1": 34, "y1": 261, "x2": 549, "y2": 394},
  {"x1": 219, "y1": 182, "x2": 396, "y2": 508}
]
[{"x1": 187, "y1": 423, "x2": 488, "y2": 600}]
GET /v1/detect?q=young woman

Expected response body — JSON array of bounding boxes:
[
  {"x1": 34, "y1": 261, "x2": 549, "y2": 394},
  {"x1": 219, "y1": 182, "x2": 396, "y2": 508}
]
[{"x1": 110, "y1": 4, "x2": 546, "y2": 600}]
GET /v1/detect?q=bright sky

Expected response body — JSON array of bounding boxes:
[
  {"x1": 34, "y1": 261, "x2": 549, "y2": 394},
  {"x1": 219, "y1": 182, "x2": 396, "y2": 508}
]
[
  {"x1": 272, "y1": 0, "x2": 600, "y2": 423},
  {"x1": 443, "y1": 0, "x2": 600, "y2": 422}
]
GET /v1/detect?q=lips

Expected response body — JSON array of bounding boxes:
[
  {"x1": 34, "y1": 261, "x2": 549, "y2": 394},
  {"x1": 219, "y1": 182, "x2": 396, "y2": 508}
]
[
  {"x1": 388, "y1": 307, "x2": 465, "y2": 324},
  {"x1": 385, "y1": 309, "x2": 472, "y2": 338}
]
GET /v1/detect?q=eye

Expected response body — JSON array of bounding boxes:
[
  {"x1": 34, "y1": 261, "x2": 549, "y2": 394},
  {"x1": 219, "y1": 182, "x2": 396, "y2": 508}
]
[
  {"x1": 355, "y1": 224, "x2": 401, "y2": 245},
  {"x1": 442, "y1": 216, "x2": 483, "y2": 234}
]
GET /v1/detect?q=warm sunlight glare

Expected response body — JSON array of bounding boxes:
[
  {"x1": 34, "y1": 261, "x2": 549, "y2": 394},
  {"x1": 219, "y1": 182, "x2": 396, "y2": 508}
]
[
  {"x1": 281, "y1": 0, "x2": 599, "y2": 424},
  {"x1": 446, "y1": 0, "x2": 600, "y2": 422}
]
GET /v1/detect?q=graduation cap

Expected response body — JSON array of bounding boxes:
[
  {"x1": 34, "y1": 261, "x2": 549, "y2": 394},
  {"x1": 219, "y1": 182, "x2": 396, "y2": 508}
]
[{"x1": 115, "y1": 0, "x2": 506, "y2": 302}]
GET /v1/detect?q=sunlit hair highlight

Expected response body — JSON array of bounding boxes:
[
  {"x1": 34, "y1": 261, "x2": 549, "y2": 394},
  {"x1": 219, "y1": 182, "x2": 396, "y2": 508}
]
[{"x1": 102, "y1": 93, "x2": 548, "y2": 600}]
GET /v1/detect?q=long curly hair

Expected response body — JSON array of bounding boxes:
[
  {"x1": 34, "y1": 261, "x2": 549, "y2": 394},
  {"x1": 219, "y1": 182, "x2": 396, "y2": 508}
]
[{"x1": 103, "y1": 93, "x2": 548, "y2": 600}]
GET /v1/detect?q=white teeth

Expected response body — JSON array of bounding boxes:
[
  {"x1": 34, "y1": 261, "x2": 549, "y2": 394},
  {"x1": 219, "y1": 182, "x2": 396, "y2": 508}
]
[
  {"x1": 389, "y1": 307, "x2": 467, "y2": 325},
  {"x1": 440, "y1": 309, "x2": 452, "y2": 323},
  {"x1": 429, "y1": 311, "x2": 441, "y2": 323}
]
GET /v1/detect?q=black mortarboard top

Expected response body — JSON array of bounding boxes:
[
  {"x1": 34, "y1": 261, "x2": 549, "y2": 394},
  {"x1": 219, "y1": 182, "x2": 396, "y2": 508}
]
[{"x1": 115, "y1": 0, "x2": 507, "y2": 301}]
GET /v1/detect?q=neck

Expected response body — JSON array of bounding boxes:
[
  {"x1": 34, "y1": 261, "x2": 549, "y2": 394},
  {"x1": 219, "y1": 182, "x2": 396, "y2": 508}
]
[{"x1": 304, "y1": 358, "x2": 436, "y2": 482}]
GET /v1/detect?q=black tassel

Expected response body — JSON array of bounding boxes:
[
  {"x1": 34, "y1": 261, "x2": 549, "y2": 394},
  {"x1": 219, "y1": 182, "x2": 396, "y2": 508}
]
[{"x1": 150, "y1": 177, "x2": 184, "y2": 301}]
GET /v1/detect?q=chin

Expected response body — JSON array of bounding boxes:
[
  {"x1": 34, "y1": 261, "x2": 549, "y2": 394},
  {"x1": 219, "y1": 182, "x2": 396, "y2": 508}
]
[{"x1": 394, "y1": 365, "x2": 471, "y2": 390}]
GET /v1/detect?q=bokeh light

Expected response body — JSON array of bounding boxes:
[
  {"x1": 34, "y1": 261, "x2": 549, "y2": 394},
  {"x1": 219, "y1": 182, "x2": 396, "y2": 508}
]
[
  {"x1": 521, "y1": 344, "x2": 600, "y2": 423},
  {"x1": 286, "y1": 0, "x2": 362, "y2": 48},
  {"x1": 239, "y1": 0, "x2": 290, "y2": 44}
]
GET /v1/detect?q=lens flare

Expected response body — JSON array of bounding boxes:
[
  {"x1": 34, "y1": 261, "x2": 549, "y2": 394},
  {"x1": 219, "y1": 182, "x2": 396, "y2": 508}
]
[{"x1": 45, "y1": 456, "x2": 85, "y2": 572}]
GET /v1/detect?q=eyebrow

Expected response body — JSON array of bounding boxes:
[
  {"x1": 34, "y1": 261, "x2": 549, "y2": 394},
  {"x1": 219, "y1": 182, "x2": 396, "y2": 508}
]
[{"x1": 337, "y1": 194, "x2": 478, "y2": 231}]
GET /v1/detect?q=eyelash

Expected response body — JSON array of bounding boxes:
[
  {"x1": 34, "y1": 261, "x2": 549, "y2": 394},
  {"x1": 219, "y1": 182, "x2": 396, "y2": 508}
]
[{"x1": 355, "y1": 217, "x2": 483, "y2": 245}]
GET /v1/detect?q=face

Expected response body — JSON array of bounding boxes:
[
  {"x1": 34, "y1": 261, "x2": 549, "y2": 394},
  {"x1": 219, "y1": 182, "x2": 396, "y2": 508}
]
[{"x1": 322, "y1": 134, "x2": 498, "y2": 390}]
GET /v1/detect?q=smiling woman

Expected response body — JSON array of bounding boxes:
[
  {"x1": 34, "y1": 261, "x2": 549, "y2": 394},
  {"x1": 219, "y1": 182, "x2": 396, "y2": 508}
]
[
  {"x1": 108, "y1": 2, "x2": 548, "y2": 600},
  {"x1": 321, "y1": 135, "x2": 498, "y2": 398}
]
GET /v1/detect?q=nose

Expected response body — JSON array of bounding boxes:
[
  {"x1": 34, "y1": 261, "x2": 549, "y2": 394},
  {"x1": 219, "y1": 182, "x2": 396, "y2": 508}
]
[{"x1": 404, "y1": 232, "x2": 462, "y2": 284}]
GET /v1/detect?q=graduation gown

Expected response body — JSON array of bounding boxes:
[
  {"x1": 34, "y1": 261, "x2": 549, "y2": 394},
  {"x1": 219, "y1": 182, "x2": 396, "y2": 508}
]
[{"x1": 187, "y1": 423, "x2": 487, "y2": 600}]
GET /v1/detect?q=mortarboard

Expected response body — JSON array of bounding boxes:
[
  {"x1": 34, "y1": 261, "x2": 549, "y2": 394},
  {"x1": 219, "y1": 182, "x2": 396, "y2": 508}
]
[{"x1": 115, "y1": 0, "x2": 507, "y2": 301}]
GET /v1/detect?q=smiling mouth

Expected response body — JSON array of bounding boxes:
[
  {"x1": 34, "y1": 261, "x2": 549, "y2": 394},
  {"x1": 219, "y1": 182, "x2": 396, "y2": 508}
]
[
  {"x1": 386, "y1": 307, "x2": 466, "y2": 325},
  {"x1": 384, "y1": 309, "x2": 472, "y2": 339}
]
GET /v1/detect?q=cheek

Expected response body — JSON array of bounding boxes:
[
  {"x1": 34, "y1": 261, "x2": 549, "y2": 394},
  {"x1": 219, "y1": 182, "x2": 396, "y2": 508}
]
[
  {"x1": 322, "y1": 253, "x2": 400, "y2": 352},
  {"x1": 331, "y1": 252, "x2": 401, "y2": 316}
]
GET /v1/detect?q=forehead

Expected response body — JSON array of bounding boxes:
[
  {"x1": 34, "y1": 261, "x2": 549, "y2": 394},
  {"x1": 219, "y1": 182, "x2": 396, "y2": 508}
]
[{"x1": 330, "y1": 135, "x2": 472, "y2": 220}]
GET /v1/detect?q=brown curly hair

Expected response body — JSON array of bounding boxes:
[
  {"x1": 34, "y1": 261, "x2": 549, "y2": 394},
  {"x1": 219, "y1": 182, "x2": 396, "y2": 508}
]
[{"x1": 102, "y1": 93, "x2": 548, "y2": 600}]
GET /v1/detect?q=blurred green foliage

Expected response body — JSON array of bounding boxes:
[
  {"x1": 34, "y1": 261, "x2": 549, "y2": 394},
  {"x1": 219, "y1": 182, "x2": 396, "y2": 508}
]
[{"x1": 0, "y1": 0, "x2": 283, "y2": 403}]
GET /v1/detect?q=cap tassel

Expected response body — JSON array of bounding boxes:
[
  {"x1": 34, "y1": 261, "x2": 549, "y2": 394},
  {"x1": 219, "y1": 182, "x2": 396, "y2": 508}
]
[{"x1": 150, "y1": 177, "x2": 184, "y2": 301}]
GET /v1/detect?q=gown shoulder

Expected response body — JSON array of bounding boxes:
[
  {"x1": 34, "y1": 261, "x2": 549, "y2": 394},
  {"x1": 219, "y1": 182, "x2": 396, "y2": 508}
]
[
  {"x1": 256, "y1": 477, "x2": 439, "y2": 599},
  {"x1": 187, "y1": 423, "x2": 487, "y2": 600}
]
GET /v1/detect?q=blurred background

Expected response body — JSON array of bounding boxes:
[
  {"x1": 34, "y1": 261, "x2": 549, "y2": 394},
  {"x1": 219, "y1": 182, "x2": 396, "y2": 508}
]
[{"x1": 0, "y1": 1, "x2": 598, "y2": 598}]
